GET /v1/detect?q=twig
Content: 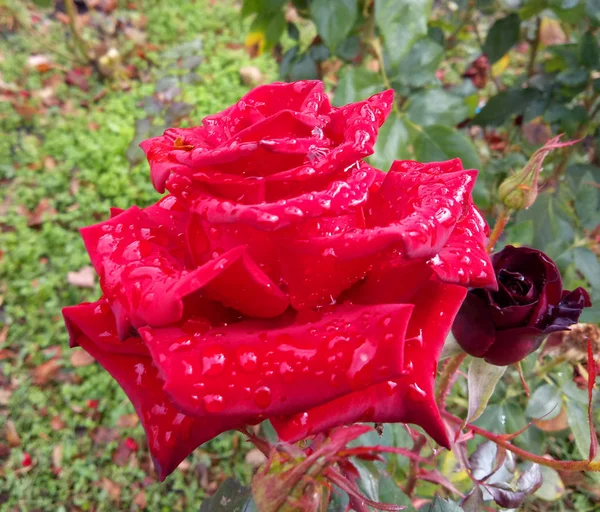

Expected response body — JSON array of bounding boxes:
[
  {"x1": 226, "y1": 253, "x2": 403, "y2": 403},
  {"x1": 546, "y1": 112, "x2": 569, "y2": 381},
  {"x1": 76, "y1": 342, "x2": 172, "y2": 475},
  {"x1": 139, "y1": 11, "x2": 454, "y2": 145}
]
[
  {"x1": 64, "y1": 0, "x2": 89, "y2": 61},
  {"x1": 486, "y1": 207, "x2": 509, "y2": 253},
  {"x1": 527, "y1": 17, "x2": 541, "y2": 79},
  {"x1": 403, "y1": 434, "x2": 427, "y2": 496},
  {"x1": 443, "y1": 411, "x2": 600, "y2": 472}
]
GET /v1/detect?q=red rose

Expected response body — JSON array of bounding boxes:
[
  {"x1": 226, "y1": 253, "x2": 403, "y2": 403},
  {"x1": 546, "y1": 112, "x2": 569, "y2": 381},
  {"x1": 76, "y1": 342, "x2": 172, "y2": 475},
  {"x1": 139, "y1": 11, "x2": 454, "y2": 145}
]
[{"x1": 63, "y1": 81, "x2": 496, "y2": 480}]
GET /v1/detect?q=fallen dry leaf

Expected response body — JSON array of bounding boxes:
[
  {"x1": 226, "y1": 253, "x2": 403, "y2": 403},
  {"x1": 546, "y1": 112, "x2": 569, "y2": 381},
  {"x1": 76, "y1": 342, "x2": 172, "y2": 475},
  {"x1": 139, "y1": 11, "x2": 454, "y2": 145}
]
[
  {"x1": 0, "y1": 324, "x2": 7, "y2": 344},
  {"x1": 23, "y1": 198, "x2": 57, "y2": 227},
  {"x1": 133, "y1": 490, "x2": 147, "y2": 509},
  {"x1": 70, "y1": 348, "x2": 95, "y2": 367},
  {"x1": 245, "y1": 447, "x2": 266, "y2": 468},
  {"x1": 239, "y1": 66, "x2": 263, "y2": 87},
  {"x1": 534, "y1": 406, "x2": 569, "y2": 432},
  {"x1": 100, "y1": 477, "x2": 122, "y2": 501},
  {"x1": 50, "y1": 415, "x2": 66, "y2": 431},
  {"x1": 67, "y1": 266, "x2": 95, "y2": 288},
  {"x1": 4, "y1": 420, "x2": 20, "y2": 447},
  {"x1": 52, "y1": 444, "x2": 63, "y2": 469},
  {"x1": 32, "y1": 358, "x2": 62, "y2": 386},
  {"x1": 27, "y1": 55, "x2": 53, "y2": 73},
  {"x1": 117, "y1": 413, "x2": 139, "y2": 428},
  {"x1": 0, "y1": 389, "x2": 11, "y2": 406}
]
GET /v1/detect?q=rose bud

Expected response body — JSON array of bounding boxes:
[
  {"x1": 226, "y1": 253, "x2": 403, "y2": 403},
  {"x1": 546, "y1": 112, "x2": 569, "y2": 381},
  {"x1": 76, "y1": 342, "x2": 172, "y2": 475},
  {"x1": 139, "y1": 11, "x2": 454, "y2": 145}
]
[{"x1": 452, "y1": 245, "x2": 591, "y2": 366}]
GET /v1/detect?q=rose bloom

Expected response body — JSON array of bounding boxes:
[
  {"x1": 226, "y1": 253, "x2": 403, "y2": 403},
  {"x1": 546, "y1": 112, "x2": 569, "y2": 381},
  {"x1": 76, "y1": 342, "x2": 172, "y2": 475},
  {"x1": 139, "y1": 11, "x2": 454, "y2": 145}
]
[
  {"x1": 452, "y1": 245, "x2": 591, "y2": 366},
  {"x1": 63, "y1": 81, "x2": 496, "y2": 479}
]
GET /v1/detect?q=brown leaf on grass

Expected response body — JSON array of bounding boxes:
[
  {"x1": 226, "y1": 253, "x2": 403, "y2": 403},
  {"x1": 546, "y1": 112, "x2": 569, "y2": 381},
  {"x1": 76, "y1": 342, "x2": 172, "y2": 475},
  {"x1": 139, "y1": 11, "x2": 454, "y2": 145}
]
[
  {"x1": 133, "y1": 490, "x2": 147, "y2": 509},
  {"x1": 52, "y1": 444, "x2": 63, "y2": 469},
  {"x1": 4, "y1": 420, "x2": 20, "y2": 447},
  {"x1": 50, "y1": 415, "x2": 66, "y2": 431},
  {"x1": 32, "y1": 358, "x2": 62, "y2": 386},
  {"x1": 70, "y1": 348, "x2": 95, "y2": 367},
  {"x1": 93, "y1": 426, "x2": 119, "y2": 446},
  {"x1": 0, "y1": 349, "x2": 16, "y2": 361},
  {"x1": 116, "y1": 413, "x2": 139, "y2": 428},
  {"x1": 0, "y1": 389, "x2": 12, "y2": 406},
  {"x1": 523, "y1": 119, "x2": 551, "y2": 146},
  {"x1": 21, "y1": 198, "x2": 57, "y2": 227},
  {"x1": 0, "y1": 324, "x2": 7, "y2": 344},
  {"x1": 100, "y1": 478, "x2": 121, "y2": 501},
  {"x1": 65, "y1": 69, "x2": 90, "y2": 92},
  {"x1": 43, "y1": 156, "x2": 57, "y2": 171},
  {"x1": 67, "y1": 266, "x2": 95, "y2": 288},
  {"x1": 239, "y1": 66, "x2": 263, "y2": 87},
  {"x1": 27, "y1": 55, "x2": 53, "y2": 73},
  {"x1": 245, "y1": 448, "x2": 267, "y2": 468},
  {"x1": 112, "y1": 440, "x2": 134, "y2": 466},
  {"x1": 0, "y1": 442, "x2": 10, "y2": 458}
]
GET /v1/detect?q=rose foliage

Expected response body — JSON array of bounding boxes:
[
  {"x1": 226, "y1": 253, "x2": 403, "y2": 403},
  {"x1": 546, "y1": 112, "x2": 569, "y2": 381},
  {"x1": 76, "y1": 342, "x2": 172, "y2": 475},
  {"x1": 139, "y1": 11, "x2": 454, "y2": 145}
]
[{"x1": 63, "y1": 80, "x2": 497, "y2": 480}]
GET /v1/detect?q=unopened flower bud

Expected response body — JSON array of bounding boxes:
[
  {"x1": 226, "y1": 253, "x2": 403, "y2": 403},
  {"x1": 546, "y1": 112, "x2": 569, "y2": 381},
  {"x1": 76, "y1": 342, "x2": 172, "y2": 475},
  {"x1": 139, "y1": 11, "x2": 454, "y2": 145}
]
[{"x1": 498, "y1": 135, "x2": 579, "y2": 210}]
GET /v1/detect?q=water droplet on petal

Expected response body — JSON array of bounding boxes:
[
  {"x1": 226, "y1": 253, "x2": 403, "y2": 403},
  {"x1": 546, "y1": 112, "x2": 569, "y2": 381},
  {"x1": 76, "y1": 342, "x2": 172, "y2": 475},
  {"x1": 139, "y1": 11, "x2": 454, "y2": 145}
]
[
  {"x1": 254, "y1": 386, "x2": 272, "y2": 409},
  {"x1": 202, "y1": 346, "x2": 227, "y2": 377},
  {"x1": 203, "y1": 394, "x2": 225, "y2": 413}
]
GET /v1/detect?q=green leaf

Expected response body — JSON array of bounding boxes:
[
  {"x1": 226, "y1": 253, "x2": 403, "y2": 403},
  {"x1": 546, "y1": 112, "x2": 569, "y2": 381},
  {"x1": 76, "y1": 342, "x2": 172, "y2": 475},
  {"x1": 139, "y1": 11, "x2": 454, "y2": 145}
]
[
  {"x1": 579, "y1": 32, "x2": 600, "y2": 68},
  {"x1": 199, "y1": 478, "x2": 252, "y2": 512},
  {"x1": 525, "y1": 384, "x2": 563, "y2": 420},
  {"x1": 396, "y1": 37, "x2": 443, "y2": 87},
  {"x1": 467, "y1": 358, "x2": 507, "y2": 422},
  {"x1": 426, "y1": 498, "x2": 464, "y2": 511},
  {"x1": 576, "y1": 171, "x2": 600, "y2": 230},
  {"x1": 588, "y1": 0, "x2": 600, "y2": 24},
  {"x1": 573, "y1": 247, "x2": 600, "y2": 295},
  {"x1": 375, "y1": 0, "x2": 433, "y2": 71},
  {"x1": 473, "y1": 88, "x2": 539, "y2": 126},
  {"x1": 483, "y1": 13, "x2": 521, "y2": 63},
  {"x1": 535, "y1": 466, "x2": 565, "y2": 501},
  {"x1": 310, "y1": 0, "x2": 358, "y2": 51},
  {"x1": 31, "y1": 0, "x2": 52, "y2": 6},
  {"x1": 333, "y1": 67, "x2": 385, "y2": 106},
  {"x1": 378, "y1": 476, "x2": 415, "y2": 510},
  {"x1": 406, "y1": 89, "x2": 469, "y2": 126},
  {"x1": 411, "y1": 123, "x2": 481, "y2": 170},
  {"x1": 566, "y1": 398, "x2": 595, "y2": 460},
  {"x1": 370, "y1": 114, "x2": 411, "y2": 171},
  {"x1": 556, "y1": 67, "x2": 590, "y2": 87}
]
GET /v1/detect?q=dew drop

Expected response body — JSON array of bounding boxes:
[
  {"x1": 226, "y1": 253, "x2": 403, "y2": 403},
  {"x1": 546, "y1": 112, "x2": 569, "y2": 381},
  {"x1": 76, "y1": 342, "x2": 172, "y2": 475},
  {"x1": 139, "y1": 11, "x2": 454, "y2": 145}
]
[
  {"x1": 254, "y1": 386, "x2": 272, "y2": 409},
  {"x1": 202, "y1": 346, "x2": 227, "y2": 377},
  {"x1": 408, "y1": 383, "x2": 427, "y2": 401},
  {"x1": 203, "y1": 394, "x2": 225, "y2": 413},
  {"x1": 237, "y1": 348, "x2": 258, "y2": 373}
]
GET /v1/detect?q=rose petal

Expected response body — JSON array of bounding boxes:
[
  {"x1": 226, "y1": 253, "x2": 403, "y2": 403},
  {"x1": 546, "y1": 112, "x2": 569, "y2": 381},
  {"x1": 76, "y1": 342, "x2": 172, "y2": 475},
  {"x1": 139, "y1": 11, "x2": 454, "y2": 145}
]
[
  {"x1": 451, "y1": 292, "x2": 497, "y2": 358},
  {"x1": 271, "y1": 280, "x2": 466, "y2": 448},
  {"x1": 66, "y1": 310, "x2": 236, "y2": 481},
  {"x1": 138, "y1": 303, "x2": 413, "y2": 420},
  {"x1": 481, "y1": 326, "x2": 546, "y2": 366},
  {"x1": 428, "y1": 205, "x2": 497, "y2": 289}
]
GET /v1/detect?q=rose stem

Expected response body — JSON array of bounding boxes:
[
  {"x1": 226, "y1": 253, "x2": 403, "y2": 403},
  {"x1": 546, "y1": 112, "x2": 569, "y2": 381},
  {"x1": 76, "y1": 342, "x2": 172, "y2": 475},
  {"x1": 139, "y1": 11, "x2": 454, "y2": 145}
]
[
  {"x1": 435, "y1": 353, "x2": 468, "y2": 407},
  {"x1": 403, "y1": 434, "x2": 427, "y2": 497},
  {"x1": 486, "y1": 207, "x2": 510, "y2": 253},
  {"x1": 442, "y1": 411, "x2": 600, "y2": 472}
]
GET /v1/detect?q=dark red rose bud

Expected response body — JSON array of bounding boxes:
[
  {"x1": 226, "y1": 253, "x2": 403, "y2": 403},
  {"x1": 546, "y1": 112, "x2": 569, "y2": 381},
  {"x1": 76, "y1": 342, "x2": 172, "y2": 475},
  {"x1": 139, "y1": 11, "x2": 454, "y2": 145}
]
[{"x1": 452, "y1": 245, "x2": 591, "y2": 366}]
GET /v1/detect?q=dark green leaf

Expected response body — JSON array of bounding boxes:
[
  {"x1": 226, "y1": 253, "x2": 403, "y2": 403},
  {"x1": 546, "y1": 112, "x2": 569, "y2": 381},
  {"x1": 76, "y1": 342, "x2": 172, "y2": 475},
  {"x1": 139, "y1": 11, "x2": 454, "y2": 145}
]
[
  {"x1": 308, "y1": 43, "x2": 331, "y2": 62},
  {"x1": 288, "y1": 53, "x2": 319, "y2": 81},
  {"x1": 573, "y1": 247, "x2": 600, "y2": 295},
  {"x1": 336, "y1": 36, "x2": 360, "y2": 60},
  {"x1": 406, "y1": 89, "x2": 469, "y2": 126},
  {"x1": 520, "y1": 0, "x2": 548, "y2": 19},
  {"x1": 477, "y1": 0, "x2": 496, "y2": 13},
  {"x1": 396, "y1": 37, "x2": 443, "y2": 87},
  {"x1": 556, "y1": 67, "x2": 590, "y2": 87},
  {"x1": 525, "y1": 384, "x2": 562, "y2": 420},
  {"x1": 426, "y1": 498, "x2": 464, "y2": 511},
  {"x1": 411, "y1": 123, "x2": 481, "y2": 169},
  {"x1": 279, "y1": 46, "x2": 299, "y2": 78},
  {"x1": 31, "y1": 0, "x2": 52, "y2": 6},
  {"x1": 287, "y1": 22, "x2": 300, "y2": 41},
  {"x1": 199, "y1": 478, "x2": 252, "y2": 512},
  {"x1": 375, "y1": 0, "x2": 433, "y2": 71},
  {"x1": 333, "y1": 67, "x2": 385, "y2": 106},
  {"x1": 427, "y1": 26, "x2": 445, "y2": 46},
  {"x1": 579, "y1": 32, "x2": 600, "y2": 68},
  {"x1": 310, "y1": 0, "x2": 358, "y2": 51},
  {"x1": 483, "y1": 13, "x2": 521, "y2": 63},
  {"x1": 461, "y1": 487, "x2": 484, "y2": 512},
  {"x1": 566, "y1": 399, "x2": 595, "y2": 460},
  {"x1": 576, "y1": 171, "x2": 600, "y2": 230},
  {"x1": 473, "y1": 89, "x2": 539, "y2": 126},
  {"x1": 588, "y1": 0, "x2": 600, "y2": 24},
  {"x1": 378, "y1": 476, "x2": 415, "y2": 510}
]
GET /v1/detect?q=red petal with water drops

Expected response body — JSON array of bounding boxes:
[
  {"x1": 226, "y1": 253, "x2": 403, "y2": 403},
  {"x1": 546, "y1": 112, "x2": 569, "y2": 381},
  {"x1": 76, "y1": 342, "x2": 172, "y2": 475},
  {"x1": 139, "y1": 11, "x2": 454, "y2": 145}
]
[
  {"x1": 138, "y1": 303, "x2": 413, "y2": 421},
  {"x1": 66, "y1": 309, "x2": 237, "y2": 481},
  {"x1": 428, "y1": 205, "x2": 497, "y2": 289},
  {"x1": 81, "y1": 206, "x2": 287, "y2": 336},
  {"x1": 271, "y1": 280, "x2": 467, "y2": 448}
]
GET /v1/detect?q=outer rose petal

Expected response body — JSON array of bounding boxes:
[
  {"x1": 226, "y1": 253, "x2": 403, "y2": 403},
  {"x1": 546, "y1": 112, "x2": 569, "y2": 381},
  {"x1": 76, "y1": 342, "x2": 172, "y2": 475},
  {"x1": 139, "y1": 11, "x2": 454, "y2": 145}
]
[
  {"x1": 82, "y1": 206, "x2": 287, "y2": 336},
  {"x1": 271, "y1": 280, "x2": 467, "y2": 448},
  {"x1": 451, "y1": 292, "x2": 497, "y2": 358},
  {"x1": 63, "y1": 304, "x2": 237, "y2": 481},
  {"x1": 138, "y1": 303, "x2": 413, "y2": 420},
  {"x1": 428, "y1": 205, "x2": 497, "y2": 289},
  {"x1": 481, "y1": 326, "x2": 547, "y2": 366}
]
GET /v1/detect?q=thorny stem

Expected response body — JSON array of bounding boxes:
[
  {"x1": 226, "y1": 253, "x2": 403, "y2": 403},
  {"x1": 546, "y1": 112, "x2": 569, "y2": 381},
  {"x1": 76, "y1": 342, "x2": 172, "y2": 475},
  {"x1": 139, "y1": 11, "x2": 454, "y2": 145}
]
[
  {"x1": 435, "y1": 353, "x2": 467, "y2": 407},
  {"x1": 486, "y1": 207, "x2": 509, "y2": 253},
  {"x1": 404, "y1": 434, "x2": 427, "y2": 497},
  {"x1": 64, "y1": 0, "x2": 89, "y2": 61},
  {"x1": 527, "y1": 17, "x2": 541, "y2": 79},
  {"x1": 443, "y1": 411, "x2": 600, "y2": 472}
]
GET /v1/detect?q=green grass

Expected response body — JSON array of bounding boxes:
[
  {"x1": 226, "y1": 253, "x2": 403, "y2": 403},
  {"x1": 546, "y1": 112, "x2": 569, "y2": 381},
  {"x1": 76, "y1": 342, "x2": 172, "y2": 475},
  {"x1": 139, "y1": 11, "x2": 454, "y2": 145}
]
[{"x1": 0, "y1": 1, "x2": 276, "y2": 509}]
